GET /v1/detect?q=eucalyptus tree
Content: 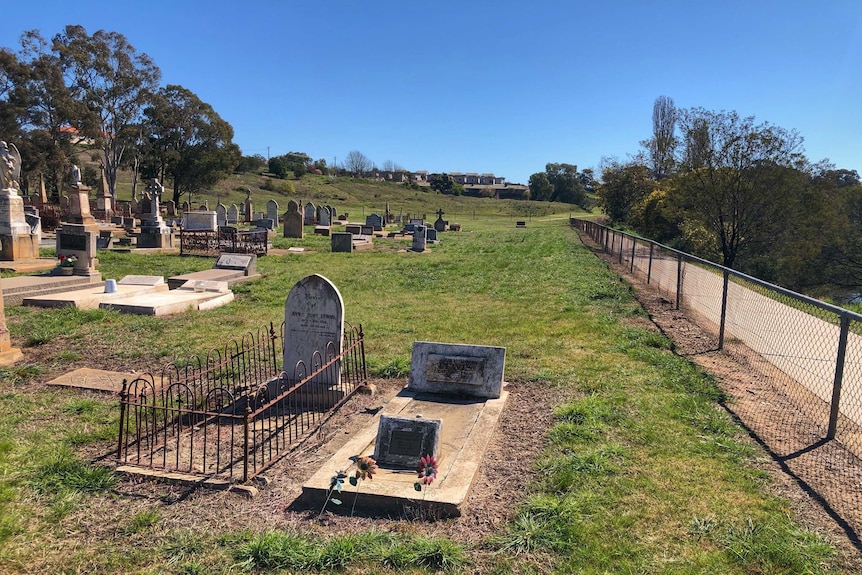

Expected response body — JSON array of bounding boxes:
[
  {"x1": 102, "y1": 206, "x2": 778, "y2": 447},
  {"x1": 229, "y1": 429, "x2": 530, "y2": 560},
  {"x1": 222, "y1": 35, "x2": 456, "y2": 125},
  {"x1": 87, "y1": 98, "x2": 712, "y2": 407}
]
[
  {"x1": 52, "y1": 25, "x2": 161, "y2": 197},
  {"x1": 141, "y1": 84, "x2": 239, "y2": 204}
]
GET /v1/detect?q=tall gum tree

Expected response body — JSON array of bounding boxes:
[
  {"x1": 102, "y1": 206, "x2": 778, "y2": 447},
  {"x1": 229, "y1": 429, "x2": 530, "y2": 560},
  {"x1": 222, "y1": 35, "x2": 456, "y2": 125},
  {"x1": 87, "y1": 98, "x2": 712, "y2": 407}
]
[
  {"x1": 673, "y1": 108, "x2": 807, "y2": 269},
  {"x1": 53, "y1": 25, "x2": 160, "y2": 197}
]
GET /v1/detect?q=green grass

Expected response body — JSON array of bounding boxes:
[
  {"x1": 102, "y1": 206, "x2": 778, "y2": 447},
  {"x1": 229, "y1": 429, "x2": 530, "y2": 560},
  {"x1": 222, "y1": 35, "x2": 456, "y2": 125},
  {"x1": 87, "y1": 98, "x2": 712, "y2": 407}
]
[{"x1": 0, "y1": 211, "x2": 846, "y2": 573}]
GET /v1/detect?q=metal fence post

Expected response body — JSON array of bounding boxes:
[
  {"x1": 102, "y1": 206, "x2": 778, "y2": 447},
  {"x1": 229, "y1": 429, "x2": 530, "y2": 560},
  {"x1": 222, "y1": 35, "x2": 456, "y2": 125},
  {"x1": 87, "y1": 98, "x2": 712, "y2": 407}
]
[
  {"x1": 675, "y1": 253, "x2": 683, "y2": 310},
  {"x1": 630, "y1": 237, "x2": 636, "y2": 273},
  {"x1": 647, "y1": 243, "x2": 654, "y2": 284},
  {"x1": 718, "y1": 270, "x2": 729, "y2": 350},
  {"x1": 827, "y1": 314, "x2": 851, "y2": 440},
  {"x1": 619, "y1": 234, "x2": 624, "y2": 264}
]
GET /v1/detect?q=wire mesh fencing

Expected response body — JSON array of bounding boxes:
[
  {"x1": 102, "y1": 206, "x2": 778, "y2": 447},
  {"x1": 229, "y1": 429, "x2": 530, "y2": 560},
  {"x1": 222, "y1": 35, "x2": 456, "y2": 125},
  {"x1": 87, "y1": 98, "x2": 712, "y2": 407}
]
[{"x1": 572, "y1": 218, "x2": 862, "y2": 538}]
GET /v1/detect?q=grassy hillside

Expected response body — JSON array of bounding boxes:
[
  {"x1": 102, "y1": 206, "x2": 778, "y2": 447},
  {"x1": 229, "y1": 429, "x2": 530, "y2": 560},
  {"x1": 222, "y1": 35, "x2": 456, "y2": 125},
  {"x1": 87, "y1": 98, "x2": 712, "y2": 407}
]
[{"x1": 107, "y1": 168, "x2": 589, "y2": 223}]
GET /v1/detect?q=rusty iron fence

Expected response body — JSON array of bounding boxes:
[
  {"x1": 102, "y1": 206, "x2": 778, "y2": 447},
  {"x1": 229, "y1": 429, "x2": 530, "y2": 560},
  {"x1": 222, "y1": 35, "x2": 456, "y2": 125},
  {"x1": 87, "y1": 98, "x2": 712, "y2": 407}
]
[
  {"x1": 117, "y1": 322, "x2": 366, "y2": 483},
  {"x1": 179, "y1": 227, "x2": 269, "y2": 257},
  {"x1": 572, "y1": 218, "x2": 862, "y2": 537}
]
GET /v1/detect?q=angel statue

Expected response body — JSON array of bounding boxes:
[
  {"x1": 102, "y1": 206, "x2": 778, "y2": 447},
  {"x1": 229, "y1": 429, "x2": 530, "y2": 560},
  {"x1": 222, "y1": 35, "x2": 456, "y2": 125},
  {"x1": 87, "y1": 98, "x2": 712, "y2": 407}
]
[{"x1": 0, "y1": 140, "x2": 21, "y2": 192}]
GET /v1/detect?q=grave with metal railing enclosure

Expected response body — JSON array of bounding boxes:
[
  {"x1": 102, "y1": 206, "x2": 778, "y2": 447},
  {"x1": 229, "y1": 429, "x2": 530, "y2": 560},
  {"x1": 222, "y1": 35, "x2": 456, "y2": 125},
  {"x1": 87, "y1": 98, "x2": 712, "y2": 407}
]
[
  {"x1": 117, "y1": 317, "x2": 367, "y2": 485},
  {"x1": 179, "y1": 227, "x2": 269, "y2": 257}
]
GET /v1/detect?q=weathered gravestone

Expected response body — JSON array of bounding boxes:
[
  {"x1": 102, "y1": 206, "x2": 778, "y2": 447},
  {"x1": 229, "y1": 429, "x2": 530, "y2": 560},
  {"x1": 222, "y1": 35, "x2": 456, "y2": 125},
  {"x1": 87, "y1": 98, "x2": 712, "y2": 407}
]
[
  {"x1": 331, "y1": 232, "x2": 353, "y2": 253},
  {"x1": 266, "y1": 199, "x2": 279, "y2": 223},
  {"x1": 182, "y1": 211, "x2": 218, "y2": 231},
  {"x1": 227, "y1": 204, "x2": 239, "y2": 224},
  {"x1": 366, "y1": 213, "x2": 384, "y2": 231},
  {"x1": 407, "y1": 341, "x2": 506, "y2": 399},
  {"x1": 304, "y1": 202, "x2": 316, "y2": 225},
  {"x1": 215, "y1": 203, "x2": 227, "y2": 227},
  {"x1": 319, "y1": 205, "x2": 331, "y2": 227},
  {"x1": 412, "y1": 225, "x2": 427, "y2": 252},
  {"x1": 426, "y1": 227, "x2": 438, "y2": 242},
  {"x1": 283, "y1": 200, "x2": 304, "y2": 238},
  {"x1": 283, "y1": 274, "x2": 344, "y2": 386},
  {"x1": 373, "y1": 414, "x2": 441, "y2": 467}
]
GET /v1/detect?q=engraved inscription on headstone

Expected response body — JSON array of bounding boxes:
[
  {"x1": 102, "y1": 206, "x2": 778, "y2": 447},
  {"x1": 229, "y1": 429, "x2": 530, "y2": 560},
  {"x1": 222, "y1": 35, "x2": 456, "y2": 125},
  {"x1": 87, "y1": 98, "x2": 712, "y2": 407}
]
[
  {"x1": 373, "y1": 415, "x2": 441, "y2": 467},
  {"x1": 283, "y1": 274, "x2": 344, "y2": 385},
  {"x1": 389, "y1": 430, "x2": 423, "y2": 457},
  {"x1": 59, "y1": 233, "x2": 87, "y2": 251},
  {"x1": 408, "y1": 341, "x2": 506, "y2": 399},
  {"x1": 426, "y1": 354, "x2": 485, "y2": 386}
]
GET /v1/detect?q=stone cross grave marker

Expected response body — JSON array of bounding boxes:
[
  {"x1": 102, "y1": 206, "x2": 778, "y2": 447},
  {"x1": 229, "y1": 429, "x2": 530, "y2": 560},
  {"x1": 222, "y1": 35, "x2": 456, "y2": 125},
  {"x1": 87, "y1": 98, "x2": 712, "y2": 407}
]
[
  {"x1": 283, "y1": 274, "x2": 344, "y2": 385},
  {"x1": 407, "y1": 341, "x2": 506, "y2": 399},
  {"x1": 373, "y1": 414, "x2": 442, "y2": 468}
]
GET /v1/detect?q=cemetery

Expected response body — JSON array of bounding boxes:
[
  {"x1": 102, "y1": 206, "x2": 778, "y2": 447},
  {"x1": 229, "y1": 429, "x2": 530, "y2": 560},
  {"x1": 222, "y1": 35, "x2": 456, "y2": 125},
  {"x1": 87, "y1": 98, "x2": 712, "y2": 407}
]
[{"x1": 0, "y1": 142, "x2": 853, "y2": 572}]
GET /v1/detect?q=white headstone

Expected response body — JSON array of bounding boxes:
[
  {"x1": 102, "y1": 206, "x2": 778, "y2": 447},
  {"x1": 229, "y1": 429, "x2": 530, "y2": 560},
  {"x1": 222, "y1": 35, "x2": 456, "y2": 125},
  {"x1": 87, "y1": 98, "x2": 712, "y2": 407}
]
[{"x1": 283, "y1": 274, "x2": 344, "y2": 385}]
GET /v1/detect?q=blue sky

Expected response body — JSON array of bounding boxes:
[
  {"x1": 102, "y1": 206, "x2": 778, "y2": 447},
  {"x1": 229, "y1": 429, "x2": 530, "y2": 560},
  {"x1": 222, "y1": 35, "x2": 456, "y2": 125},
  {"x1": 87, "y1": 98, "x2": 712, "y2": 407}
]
[{"x1": 3, "y1": 1, "x2": 861, "y2": 185}]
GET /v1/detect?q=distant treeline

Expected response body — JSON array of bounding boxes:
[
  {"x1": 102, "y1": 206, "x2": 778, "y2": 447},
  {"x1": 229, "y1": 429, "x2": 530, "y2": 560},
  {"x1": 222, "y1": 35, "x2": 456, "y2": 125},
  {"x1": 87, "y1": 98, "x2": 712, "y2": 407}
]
[{"x1": 595, "y1": 96, "x2": 862, "y2": 297}]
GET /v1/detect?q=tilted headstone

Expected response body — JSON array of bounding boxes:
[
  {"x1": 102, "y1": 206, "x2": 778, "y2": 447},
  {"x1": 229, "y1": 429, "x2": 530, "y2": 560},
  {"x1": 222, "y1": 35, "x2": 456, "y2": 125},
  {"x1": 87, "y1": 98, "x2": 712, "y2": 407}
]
[
  {"x1": 214, "y1": 253, "x2": 256, "y2": 276},
  {"x1": 267, "y1": 199, "x2": 279, "y2": 223},
  {"x1": 374, "y1": 415, "x2": 442, "y2": 468},
  {"x1": 304, "y1": 202, "x2": 316, "y2": 225},
  {"x1": 407, "y1": 341, "x2": 506, "y2": 399},
  {"x1": 283, "y1": 274, "x2": 344, "y2": 385},
  {"x1": 283, "y1": 200, "x2": 303, "y2": 238}
]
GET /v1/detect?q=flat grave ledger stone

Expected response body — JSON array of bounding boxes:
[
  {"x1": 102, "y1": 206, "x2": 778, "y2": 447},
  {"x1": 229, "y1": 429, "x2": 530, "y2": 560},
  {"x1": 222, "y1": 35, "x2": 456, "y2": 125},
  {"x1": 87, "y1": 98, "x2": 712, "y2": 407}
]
[
  {"x1": 373, "y1": 414, "x2": 442, "y2": 468},
  {"x1": 167, "y1": 254, "x2": 260, "y2": 289},
  {"x1": 283, "y1": 274, "x2": 344, "y2": 385},
  {"x1": 266, "y1": 199, "x2": 279, "y2": 223},
  {"x1": 408, "y1": 341, "x2": 506, "y2": 399},
  {"x1": 344, "y1": 224, "x2": 361, "y2": 235}
]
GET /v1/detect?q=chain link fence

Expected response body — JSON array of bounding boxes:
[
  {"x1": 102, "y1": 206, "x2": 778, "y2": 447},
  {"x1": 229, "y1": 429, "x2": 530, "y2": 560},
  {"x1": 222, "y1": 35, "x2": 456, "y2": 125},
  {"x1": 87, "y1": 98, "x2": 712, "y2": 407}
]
[{"x1": 572, "y1": 218, "x2": 862, "y2": 539}]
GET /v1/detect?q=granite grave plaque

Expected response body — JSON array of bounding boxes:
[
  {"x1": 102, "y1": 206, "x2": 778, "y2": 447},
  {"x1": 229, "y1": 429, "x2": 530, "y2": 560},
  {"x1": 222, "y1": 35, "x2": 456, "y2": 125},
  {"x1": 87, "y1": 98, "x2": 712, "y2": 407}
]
[{"x1": 373, "y1": 414, "x2": 441, "y2": 468}]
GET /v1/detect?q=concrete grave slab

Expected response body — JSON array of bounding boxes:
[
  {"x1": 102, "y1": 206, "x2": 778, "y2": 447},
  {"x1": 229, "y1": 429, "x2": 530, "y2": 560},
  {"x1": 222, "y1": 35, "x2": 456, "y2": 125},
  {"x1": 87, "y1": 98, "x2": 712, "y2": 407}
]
[
  {"x1": 23, "y1": 275, "x2": 169, "y2": 309},
  {"x1": 301, "y1": 388, "x2": 508, "y2": 517},
  {"x1": 167, "y1": 254, "x2": 260, "y2": 289},
  {"x1": 99, "y1": 281, "x2": 233, "y2": 316},
  {"x1": 408, "y1": 341, "x2": 506, "y2": 399},
  {"x1": 47, "y1": 367, "x2": 136, "y2": 393}
]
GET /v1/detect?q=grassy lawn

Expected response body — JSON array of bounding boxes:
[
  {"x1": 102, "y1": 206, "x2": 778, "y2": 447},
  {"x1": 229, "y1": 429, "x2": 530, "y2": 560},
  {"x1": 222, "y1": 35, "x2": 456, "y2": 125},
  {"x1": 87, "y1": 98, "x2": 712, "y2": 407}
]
[{"x1": 0, "y1": 214, "x2": 842, "y2": 573}]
